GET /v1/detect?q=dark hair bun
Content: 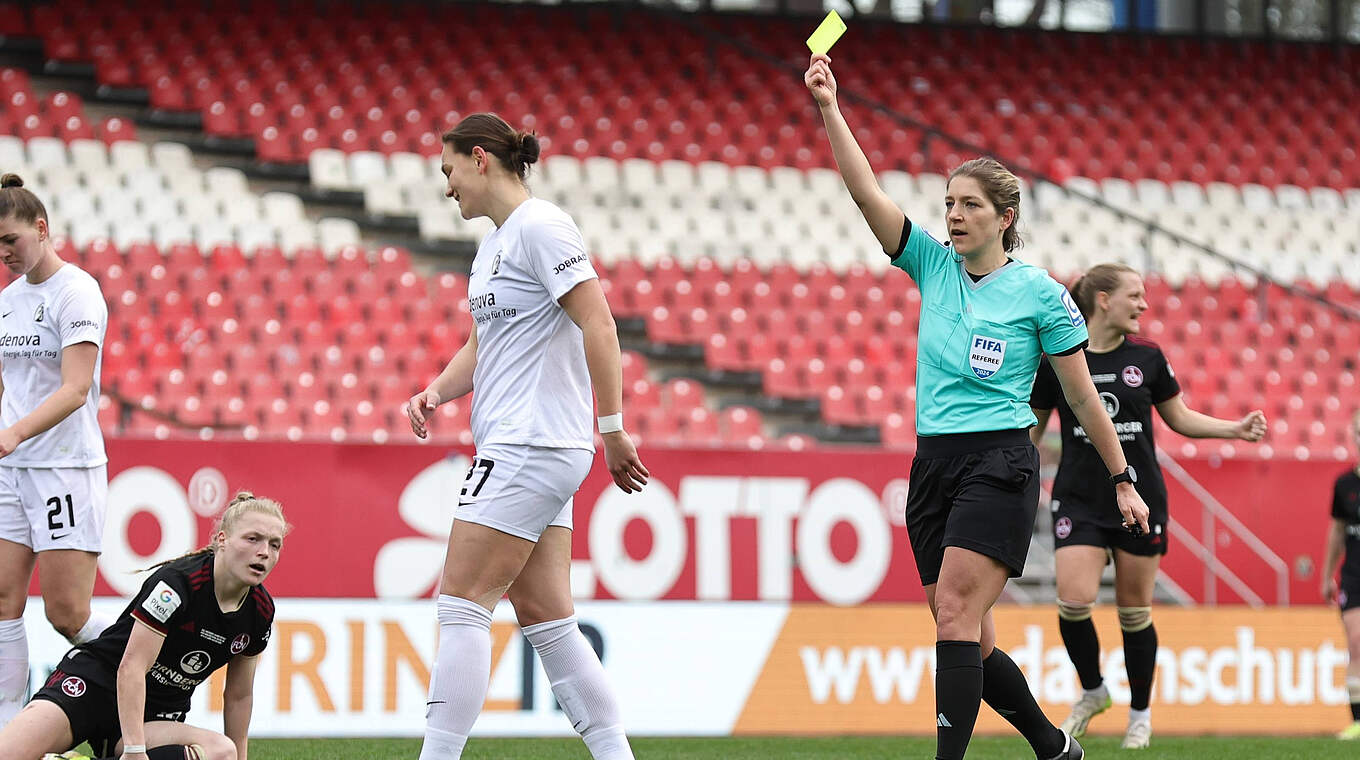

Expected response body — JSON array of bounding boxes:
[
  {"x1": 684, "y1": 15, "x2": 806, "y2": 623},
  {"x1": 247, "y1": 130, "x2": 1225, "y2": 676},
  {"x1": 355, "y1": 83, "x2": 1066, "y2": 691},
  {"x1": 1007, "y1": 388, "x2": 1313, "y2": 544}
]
[
  {"x1": 0, "y1": 173, "x2": 24, "y2": 189},
  {"x1": 516, "y1": 132, "x2": 541, "y2": 166}
]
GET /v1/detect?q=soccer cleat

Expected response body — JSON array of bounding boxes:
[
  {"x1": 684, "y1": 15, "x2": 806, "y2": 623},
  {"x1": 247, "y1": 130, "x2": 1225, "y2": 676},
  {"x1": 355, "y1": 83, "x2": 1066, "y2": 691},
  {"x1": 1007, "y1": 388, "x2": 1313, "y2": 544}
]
[
  {"x1": 1059, "y1": 684, "x2": 1112, "y2": 738},
  {"x1": 1043, "y1": 730, "x2": 1084, "y2": 760},
  {"x1": 1337, "y1": 721, "x2": 1360, "y2": 740},
  {"x1": 1121, "y1": 717, "x2": 1152, "y2": 749}
]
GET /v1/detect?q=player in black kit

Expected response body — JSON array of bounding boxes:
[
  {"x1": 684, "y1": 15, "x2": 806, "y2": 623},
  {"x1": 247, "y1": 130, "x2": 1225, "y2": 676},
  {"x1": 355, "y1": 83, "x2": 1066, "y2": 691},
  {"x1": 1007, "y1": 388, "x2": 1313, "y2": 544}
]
[
  {"x1": 0, "y1": 491, "x2": 285, "y2": 760},
  {"x1": 1030, "y1": 264, "x2": 1266, "y2": 749},
  {"x1": 1323, "y1": 411, "x2": 1360, "y2": 740}
]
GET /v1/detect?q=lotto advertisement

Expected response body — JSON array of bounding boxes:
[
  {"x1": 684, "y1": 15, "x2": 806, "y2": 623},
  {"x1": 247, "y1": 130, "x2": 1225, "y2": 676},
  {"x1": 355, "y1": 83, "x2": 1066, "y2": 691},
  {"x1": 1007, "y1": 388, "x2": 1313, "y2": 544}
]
[{"x1": 21, "y1": 439, "x2": 1351, "y2": 736}]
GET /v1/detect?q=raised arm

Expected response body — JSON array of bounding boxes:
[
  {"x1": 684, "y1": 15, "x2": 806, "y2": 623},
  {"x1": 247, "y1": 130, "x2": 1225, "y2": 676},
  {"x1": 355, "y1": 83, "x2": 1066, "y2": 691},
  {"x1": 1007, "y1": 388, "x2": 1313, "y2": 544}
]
[
  {"x1": 1155, "y1": 395, "x2": 1267, "y2": 441},
  {"x1": 1048, "y1": 350, "x2": 1149, "y2": 534},
  {"x1": 805, "y1": 54, "x2": 907, "y2": 254}
]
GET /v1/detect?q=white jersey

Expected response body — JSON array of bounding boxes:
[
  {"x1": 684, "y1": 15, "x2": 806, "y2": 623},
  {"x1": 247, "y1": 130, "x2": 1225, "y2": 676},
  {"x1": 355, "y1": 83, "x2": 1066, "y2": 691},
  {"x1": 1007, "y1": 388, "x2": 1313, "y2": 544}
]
[
  {"x1": 467, "y1": 198, "x2": 597, "y2": 451},
  {"x1": 0, "y1": 264, "x2": 107, "y2": 467}
]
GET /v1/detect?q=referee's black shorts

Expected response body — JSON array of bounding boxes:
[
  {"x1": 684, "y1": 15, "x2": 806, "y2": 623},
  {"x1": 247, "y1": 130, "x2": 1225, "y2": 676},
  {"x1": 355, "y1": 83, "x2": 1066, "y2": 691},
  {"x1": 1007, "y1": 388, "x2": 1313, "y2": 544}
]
[
  {"x1": 905, "y1": 428, "x2": 1039, "y2": 586},
  {"x1": 31, "y1": 651, "x2": 189, "y2": 756}
]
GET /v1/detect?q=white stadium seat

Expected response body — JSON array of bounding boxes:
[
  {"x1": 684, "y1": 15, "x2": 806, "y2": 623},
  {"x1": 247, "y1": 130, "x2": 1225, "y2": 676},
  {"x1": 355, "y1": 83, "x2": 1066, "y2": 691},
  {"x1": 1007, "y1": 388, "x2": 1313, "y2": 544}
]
[
  {"x1": 109, "y1": 141, "x2": 150, "y2": 171},
  {"x1": 317, "y1": 217, "x2": 362, "y2": 252},
  {"x1": 308, "y1": 149, "x2": 351, "y2": 191}
]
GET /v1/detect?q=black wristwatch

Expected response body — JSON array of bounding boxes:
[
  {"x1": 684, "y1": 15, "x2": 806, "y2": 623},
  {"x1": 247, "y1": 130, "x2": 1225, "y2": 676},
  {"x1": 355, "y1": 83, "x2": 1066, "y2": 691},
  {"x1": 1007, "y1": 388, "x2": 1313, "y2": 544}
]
[{"x1": 1110, "y1": 466, "x2": 1138, "y2": 486}]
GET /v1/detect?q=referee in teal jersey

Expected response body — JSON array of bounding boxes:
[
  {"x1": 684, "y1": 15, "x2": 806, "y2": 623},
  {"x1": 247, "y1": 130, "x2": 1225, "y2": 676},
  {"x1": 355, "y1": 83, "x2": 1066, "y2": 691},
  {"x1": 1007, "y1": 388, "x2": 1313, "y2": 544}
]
[{"x1": 806, "y1": 54, "x2": 1149, "y2": 760}]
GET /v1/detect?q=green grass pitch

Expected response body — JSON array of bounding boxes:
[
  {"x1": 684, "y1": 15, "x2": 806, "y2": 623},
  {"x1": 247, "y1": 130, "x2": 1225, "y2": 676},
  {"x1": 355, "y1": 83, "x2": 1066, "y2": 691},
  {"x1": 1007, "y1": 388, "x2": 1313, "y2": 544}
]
[{"x1": 232, "y1": 735, "x2": 1352, "y2": 759}]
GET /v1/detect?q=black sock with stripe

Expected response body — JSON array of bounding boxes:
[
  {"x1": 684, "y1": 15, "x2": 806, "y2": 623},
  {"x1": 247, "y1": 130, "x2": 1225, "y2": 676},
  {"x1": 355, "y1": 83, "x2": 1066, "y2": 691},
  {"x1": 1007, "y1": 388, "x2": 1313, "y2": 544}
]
[
  {"x1": 982, "y1": 647, "x2": 1065, "y2": 757},
  {"x1": 935, "y1": 640, "x2": 983, "y2": 760}
]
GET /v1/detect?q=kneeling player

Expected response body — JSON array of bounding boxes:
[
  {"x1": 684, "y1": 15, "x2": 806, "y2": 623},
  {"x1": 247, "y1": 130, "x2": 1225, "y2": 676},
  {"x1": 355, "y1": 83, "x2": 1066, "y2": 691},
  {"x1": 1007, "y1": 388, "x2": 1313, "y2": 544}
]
[{"x1": 0, "y1": 492, "x2": 285, "y2": 760}]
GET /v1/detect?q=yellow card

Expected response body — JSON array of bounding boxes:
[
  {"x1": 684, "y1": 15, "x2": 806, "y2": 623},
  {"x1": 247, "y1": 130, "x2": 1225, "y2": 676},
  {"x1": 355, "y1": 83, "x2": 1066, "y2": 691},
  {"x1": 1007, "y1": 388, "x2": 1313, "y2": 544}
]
[{"x1": 806, "y1": 10, "x2": 847, "y2": 55}]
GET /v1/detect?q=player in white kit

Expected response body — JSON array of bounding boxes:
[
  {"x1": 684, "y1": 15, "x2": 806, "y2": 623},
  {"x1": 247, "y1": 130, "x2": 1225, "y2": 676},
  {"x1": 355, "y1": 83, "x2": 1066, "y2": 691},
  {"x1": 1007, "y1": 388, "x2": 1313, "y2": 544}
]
[
  {"x1": 404, "y1": 114, "x2": 648, "y2": 760},
  {"x1": 0, "y1": 174, "x2": 113, "y2": 728}
]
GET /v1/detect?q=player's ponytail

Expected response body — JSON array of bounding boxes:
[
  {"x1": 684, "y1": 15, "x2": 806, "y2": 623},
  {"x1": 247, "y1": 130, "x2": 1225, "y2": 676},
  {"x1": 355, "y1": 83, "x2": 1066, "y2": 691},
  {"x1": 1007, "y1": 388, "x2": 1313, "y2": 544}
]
[
  {"x1": 144, "y1": 490, "x2": 289, "y2": 570},
  {"x1": 1070, "y1": 263, "x2": 1138, "y2": 319},
  {"x1": 442, "y1": 112, "x2": 539, "y2": 182}
]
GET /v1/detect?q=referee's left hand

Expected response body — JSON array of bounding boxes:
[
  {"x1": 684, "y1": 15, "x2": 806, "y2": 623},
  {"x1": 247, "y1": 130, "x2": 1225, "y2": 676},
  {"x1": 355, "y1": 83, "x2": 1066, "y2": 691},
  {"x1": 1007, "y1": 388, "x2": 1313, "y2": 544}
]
[
  {"x1": 602, "y1": 431, "x2": 649, "y2": 493},
  {"x1": 1236, "y1": 409, "x2": 1267, "y2": 442}
]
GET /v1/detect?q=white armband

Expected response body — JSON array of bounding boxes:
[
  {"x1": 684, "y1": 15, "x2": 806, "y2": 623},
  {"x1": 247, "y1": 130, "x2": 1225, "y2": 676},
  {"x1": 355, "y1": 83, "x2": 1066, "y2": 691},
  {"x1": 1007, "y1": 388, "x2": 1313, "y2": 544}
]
[{"x1": 597, "y1": 413, "x2": 624, "y2": 434}]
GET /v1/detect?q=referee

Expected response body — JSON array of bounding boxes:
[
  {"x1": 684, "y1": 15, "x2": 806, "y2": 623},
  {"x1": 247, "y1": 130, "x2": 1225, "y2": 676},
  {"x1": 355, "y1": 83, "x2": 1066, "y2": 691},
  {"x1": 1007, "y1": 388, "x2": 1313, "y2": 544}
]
[
  {"x1": 806, "y1": 54, "x2": 1147, "y2": 760},
  {"x1": 1030, "y1": 263, "x2": 1266, "y2": 749}
]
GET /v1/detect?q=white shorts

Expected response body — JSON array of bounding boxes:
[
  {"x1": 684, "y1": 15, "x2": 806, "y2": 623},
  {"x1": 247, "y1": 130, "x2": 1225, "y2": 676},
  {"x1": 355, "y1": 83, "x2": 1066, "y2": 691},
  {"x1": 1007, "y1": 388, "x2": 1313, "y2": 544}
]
[
  {"x1": 454, "y1": 444, "x2": 593, "y2": 542},
  {"x1": 0, "y1": 465, "x2": 108, "y2": 552}
]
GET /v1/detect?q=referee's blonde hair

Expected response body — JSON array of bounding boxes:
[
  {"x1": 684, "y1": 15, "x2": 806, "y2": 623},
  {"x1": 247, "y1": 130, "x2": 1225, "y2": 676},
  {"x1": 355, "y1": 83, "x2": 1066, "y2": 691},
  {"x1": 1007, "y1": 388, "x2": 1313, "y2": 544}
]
[{"x1": 948, "y1": 158, "x2": 1023, "y2": 252}]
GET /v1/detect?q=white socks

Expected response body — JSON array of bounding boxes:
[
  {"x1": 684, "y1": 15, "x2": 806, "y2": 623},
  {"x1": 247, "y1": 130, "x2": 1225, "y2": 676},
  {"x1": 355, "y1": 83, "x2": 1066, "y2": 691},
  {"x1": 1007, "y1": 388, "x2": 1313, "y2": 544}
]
[
  {"x1": 71, "y1": 609, "x2": 115, "y2": 645},
  {"x1": 418, "y1": 595, "x2": 493, "y2": 760},
  {"x1": 523, "y1": 616, "x2": 633, "y2": 760},
  {"x1": 0, "y1": 617, "x2": 27, "y2": 728},
  {"x1": 417, "y1": 601, "x2": 632, "y2": 760}
]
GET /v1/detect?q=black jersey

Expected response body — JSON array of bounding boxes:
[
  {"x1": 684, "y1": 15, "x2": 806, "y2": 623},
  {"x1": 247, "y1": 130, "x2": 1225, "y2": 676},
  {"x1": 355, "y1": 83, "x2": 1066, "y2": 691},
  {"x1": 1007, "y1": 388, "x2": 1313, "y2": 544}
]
[
  {"x1": 74, "y1": 553, "x2": 274, "y2": 709},
  {"x1": 1331, "y1": 470, "x2": 1360, "y2": 581},
  {"x1": 1030, "y1": 336, "x2": 1181, "y2": 523}
]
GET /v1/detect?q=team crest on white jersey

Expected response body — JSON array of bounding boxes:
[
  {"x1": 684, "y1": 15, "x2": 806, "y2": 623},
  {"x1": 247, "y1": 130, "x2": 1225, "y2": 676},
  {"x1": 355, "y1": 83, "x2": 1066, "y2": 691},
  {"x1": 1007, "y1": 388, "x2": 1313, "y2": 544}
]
[
  {"x1": 33, "y1": 303, "x2": 44, "y2": 322},
  {"x1": 969, "y1": 335, "x2": 1006, "y2": 379},
  {"x1": 1122, "y1": 366, "x2": 1144, "y2": 387}
]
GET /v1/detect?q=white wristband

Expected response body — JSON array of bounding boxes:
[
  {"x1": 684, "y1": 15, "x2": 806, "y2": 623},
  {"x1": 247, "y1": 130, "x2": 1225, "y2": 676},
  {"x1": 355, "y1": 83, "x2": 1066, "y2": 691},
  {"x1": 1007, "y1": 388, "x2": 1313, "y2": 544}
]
[
  {"x1": 597, "y1": 413, "x2": 624, "y2": 434},
  {"x1": 123, "y1": 746, "x2": 147, "y2": 755}
]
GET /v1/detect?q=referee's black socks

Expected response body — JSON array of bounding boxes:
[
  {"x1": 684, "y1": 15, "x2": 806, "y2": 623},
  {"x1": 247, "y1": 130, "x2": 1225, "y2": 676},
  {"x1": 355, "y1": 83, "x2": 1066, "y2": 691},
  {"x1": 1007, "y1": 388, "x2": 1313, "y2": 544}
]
[
  {"x1": 935, "y1": 640, "x2": 983, "y2": 760},
  {"x1": 981, "y1": 647, "x2": 1066, "y2": 758}
]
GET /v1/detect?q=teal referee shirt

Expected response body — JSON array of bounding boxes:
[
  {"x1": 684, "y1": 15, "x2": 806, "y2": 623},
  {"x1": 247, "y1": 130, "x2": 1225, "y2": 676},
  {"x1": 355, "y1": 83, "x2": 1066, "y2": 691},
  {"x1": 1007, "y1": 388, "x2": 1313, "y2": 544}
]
[{"x1": 892, "y1": 221, "x2": 1088, "y2": 436}]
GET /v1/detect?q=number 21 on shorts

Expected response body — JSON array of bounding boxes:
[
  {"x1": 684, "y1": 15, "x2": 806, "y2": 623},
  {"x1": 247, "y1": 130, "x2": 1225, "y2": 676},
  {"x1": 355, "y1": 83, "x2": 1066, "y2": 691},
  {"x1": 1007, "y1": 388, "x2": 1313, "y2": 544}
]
[{"x1": 46, "y1": 492, "x2": 75, "y2": 530}]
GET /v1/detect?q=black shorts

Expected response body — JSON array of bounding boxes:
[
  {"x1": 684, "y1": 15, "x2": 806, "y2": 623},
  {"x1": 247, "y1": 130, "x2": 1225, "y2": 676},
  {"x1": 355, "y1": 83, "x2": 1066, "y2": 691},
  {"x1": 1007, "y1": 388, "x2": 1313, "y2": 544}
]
[
  {"x1": 905, "y1": 429, "x2": 1039, "y2": 585},
  {"x1": 1339, "y1": 576, "x2": 1360, "y2": 612},
  {"x1": 31, "y1": 652, "x2": 189, "y2": 756},
  {"x1": 1051, "y1": 498, "x2": 1169, "y2": 556}
]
